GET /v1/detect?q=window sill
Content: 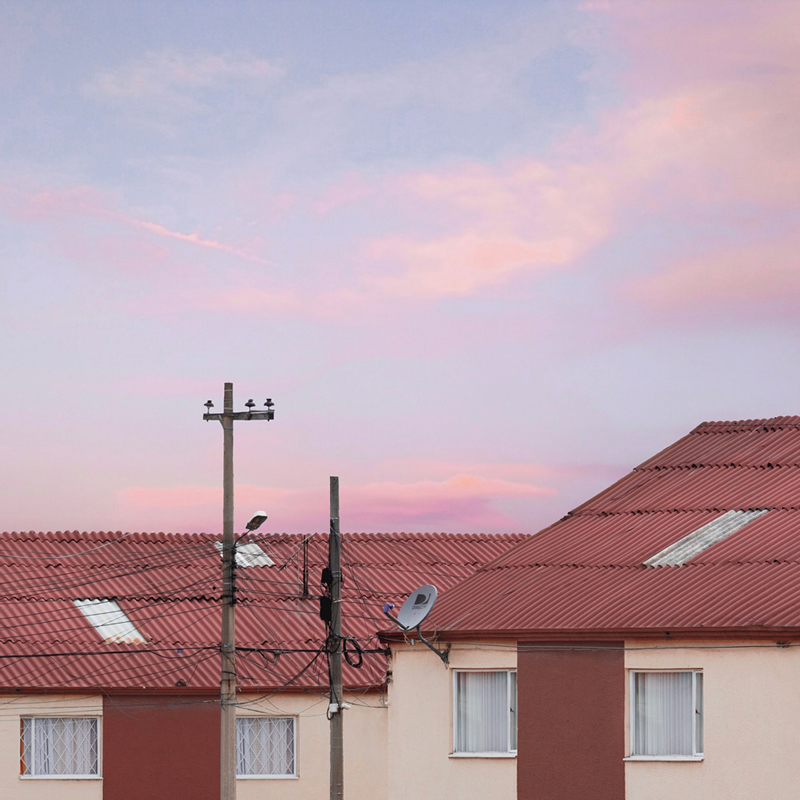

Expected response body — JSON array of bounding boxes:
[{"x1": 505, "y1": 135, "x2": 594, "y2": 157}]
[
  {"x1": 624, "y1": 756, "x2": 703, "y2": 762},
  {"x1": 20, "y1": 775, "x2": 103, "y2": 780},
  {"x1": 237, "y1": 775, "x2": 299, "y2": 780},
  {"x1": 449, "y1": 752, "x2": 517, "y2": 759}
]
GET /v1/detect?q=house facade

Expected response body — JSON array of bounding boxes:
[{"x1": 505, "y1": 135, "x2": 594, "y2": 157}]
[
  {"x1": 423, "y1": 416, "x2": 800, "y2": 800},
  {"x1": 385, "y1": 641, "x2": 517, "y2": 800},
  {"x1": 0, "y1": 530, "x2": 524, "y2": 799}
]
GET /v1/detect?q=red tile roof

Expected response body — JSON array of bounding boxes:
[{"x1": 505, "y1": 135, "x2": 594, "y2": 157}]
[
  {"x1": 0, "y1": 531, "x2": 524, "y2": 690},
  {"x1": 429, "y1": 418, "x2": 800, "y2": 639}
]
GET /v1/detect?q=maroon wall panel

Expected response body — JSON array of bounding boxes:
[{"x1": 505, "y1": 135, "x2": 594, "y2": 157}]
[
  {"x1": 517, "y1": 643, "x2": 625, "y2": 800},
  {"x1": 103, "y1": 694, "x2": 219, "y2": 800}
]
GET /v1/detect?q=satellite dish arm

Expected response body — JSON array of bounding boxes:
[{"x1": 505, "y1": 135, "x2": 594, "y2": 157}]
[
  {"x1": 416, "y1": 624, "x2": 450, "y2": 667},
  {"x1": 383, "y1": 603, "x2": 400, "y2": 626}
]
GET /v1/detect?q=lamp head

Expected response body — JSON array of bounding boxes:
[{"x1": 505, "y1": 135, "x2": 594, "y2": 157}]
[{"x1": 246, "y1": 511, "x2": 268, "y2": 532}]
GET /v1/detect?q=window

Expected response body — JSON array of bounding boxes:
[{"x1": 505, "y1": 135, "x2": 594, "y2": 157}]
[
  {"x1": 236, "y1": 717, "x2": 296, "y2": 777},
  {"x1": 20, "y1": 718, "x2": 99, "y2": 777},
  {"x1": 453, "y1": 670, "x2": 517, "y2": 754},
  {"x1": 631, "y1": 671, "x2": 703, "y2": 758}
]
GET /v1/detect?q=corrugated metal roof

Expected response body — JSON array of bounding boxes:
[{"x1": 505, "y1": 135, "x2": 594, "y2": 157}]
[
  {"x1": 0, "y1": 531, "x2": 525, "y2": 690},
  {"x1": 431, "y1": 417, "x2": 800, "y2": 636}
]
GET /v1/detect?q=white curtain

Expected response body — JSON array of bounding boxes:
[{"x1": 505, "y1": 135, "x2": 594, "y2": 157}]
[
  {"x1": 236, "y1": 717, "x2": 294, "y2": 776},
  {"x1": 509, "y1": 671, "x2": 517, "y2": 752},
  {"x1": 455, "y1": 671, "x2": 511, "y2": 753},
  {"x1": 633, "y1": 672, "x2": 697, "y2": 756},
  {"x1": 695, "y1": 672, "x2": 703, "y2": 754},
  {"x1": 22, "y1": 718, "x2": 98, "y2": 775}
]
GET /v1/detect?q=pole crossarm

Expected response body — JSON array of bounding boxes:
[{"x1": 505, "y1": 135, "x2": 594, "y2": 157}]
[{"x1": 204, "y1": 410, "x2": 275, "y2": 422}]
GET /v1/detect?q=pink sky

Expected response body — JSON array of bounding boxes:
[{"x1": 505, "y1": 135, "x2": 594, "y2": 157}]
[{"x1": 1, "y1": 1, "x2": 798, "y2": 535}]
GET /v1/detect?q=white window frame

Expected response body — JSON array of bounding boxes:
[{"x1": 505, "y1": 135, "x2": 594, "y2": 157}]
[
  {"x1": 627, "y1": 670, "x2": 704, "y2": 762},
  {"x1": 19, "y1": 716, "x2": 102, "y2": 779},
  {"x1": 451, "y1": 669, "x2": 517, "y2": 758},
  {"x1": 236, "y1": 716, "x2": 298, "y2": 779}
]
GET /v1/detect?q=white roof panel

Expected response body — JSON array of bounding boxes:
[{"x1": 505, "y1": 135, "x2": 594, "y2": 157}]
[
  {"x1": 214, "y1": 541, "x2": 275, "y2": 568},
  {"x1": 74, "y1": 598, "x2": 146, "y2": 643},
  {"x1": 644, "y1": 509, "x2": 769, "y2": 567}
]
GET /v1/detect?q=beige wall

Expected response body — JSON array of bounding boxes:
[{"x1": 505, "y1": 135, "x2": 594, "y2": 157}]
[
  {"x1": 0, "y1": 692, "x2": 387, "y2": 800},
  {"x1": 236, "y1": 691, "x2": 388, "y2": 800},
  {"x1": 387, "y1": 642, "x2": 517, "y2": 800},
  {"x1": 4, "y1": 648, "x2": 515, "y2": 800},
  {"x1": 625, "y1": 639, "x2": 800, "y2": 800},
  {"x1": 0, "y1": 694, "x2": 103, "y2": 800}
]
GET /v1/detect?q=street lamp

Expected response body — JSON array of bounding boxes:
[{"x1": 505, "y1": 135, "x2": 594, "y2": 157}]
[{"x1": 245, "y1": 511, "x2": 268, "y2": 532}]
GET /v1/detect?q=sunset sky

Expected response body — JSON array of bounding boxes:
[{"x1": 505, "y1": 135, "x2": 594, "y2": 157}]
[{"x1": 1, "y1": 1, "x2": 798, "y2": 535}]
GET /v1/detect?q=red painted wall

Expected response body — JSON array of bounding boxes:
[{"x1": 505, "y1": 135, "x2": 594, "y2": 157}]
[
  {"x1": 103, "y1": 694, "x2": 220, "y2": 800},
  {"x1": 517, "y1": 642, "x2": 625, "y2": 800}
]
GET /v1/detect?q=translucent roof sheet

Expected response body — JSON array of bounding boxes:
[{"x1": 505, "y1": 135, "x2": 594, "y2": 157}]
[
  {"x1": 74, "y1": 598, "x2": 146, "y2": 643},
  {"x1": 643, "y1": 509, "x2": 769, "y2": 567},
  {"x1": 214, "y1": 541, "x2": 275, "y2": 567}
]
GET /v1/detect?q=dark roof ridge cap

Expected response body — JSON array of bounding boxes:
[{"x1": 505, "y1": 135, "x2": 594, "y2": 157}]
[
  {"x1": 571, "y1": 506, "x2": 791, "y2": 517},
  {"x1": 341, "y1": 531, "x2": 526, "y2": 539},
  {"x1": 0, "y1": 530, "x2": 529, "y2": 541},
  {"x1": 0, "y1": 531, "x2": 219, "y2": 540},
  {"x1": 695, "y1": 416, "x2": 800, "y2": 429},
  {"x1": 642, "y1": 463, "x2": 795, "y2": 471}
]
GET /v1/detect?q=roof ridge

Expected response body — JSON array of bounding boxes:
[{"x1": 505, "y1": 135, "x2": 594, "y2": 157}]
[
  {"x1": 644, "y1": 463, "x2": 800, "y2": 470},
  {"x1": 695, "y1": 416, "x2": 800, "y2": 430}
]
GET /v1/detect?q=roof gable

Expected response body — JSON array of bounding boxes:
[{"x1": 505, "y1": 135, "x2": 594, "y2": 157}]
[{"x1": 430, "y1": 417, "x2": 800, "y2": 636}]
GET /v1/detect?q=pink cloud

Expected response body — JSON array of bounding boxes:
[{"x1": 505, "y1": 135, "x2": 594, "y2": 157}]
[
  {"x1": 629, "y1": 234, "x2": 800, "y2": 317},
  {"x1": 358, "y1": 157, "x2": 615, "y2": 298},
  {"x1": 348, "y1": 2, "x2": 800, "y2": 301},
  {"x1": 120, "y1": 474, "x2": 554, "y2": 530},
  {"x1": 607, "y1": 1, "x2": 800, "y2": 95},
  {"x1": 7, "y1": 185, "x2": 111, "y2": 222},
  {"x1": 365, "y1": 232, "x2": 579, "y2": 297},
  {"x1": 593, "y1": 1, "x2": 800, "y2": 207}
]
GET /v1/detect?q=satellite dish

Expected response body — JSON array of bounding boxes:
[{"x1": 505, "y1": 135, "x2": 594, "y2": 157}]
[
  {"x1": 396, "y1": 584, "x2": 437, "y2": 631},
  {"x1": 383, "y1": 584, "x2": 449, "y2": 666}
]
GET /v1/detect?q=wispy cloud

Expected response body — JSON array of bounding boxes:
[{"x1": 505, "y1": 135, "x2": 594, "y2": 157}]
[
  {"x1": 123, "y1": 216, "x2": 271, "y2": 265},
  {"x1": 3, "y1": 184, "x2": 272, "y2": 266},
  {"x1": 83, "y1": 49, "x2": 284, "y2": 131}
]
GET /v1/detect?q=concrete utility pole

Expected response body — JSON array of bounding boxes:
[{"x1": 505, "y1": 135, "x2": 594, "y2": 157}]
[
  {"x1": 204, "y1": 383, "x2": 275, "y2": 800},
  {"x1": 329, "y1": 476, "x2": 344, "y2": 800}
]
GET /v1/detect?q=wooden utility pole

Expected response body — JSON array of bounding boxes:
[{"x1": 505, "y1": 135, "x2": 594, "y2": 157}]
[
  {"x1": 329, "y1": 476, "x2": 344, "y2": 800},
  {"x1": 203, "y1": 383, "x2": 275, "y2": 800},
  {"x1": 220, "y1": 383, "x2": 236, "y2": 800}
]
